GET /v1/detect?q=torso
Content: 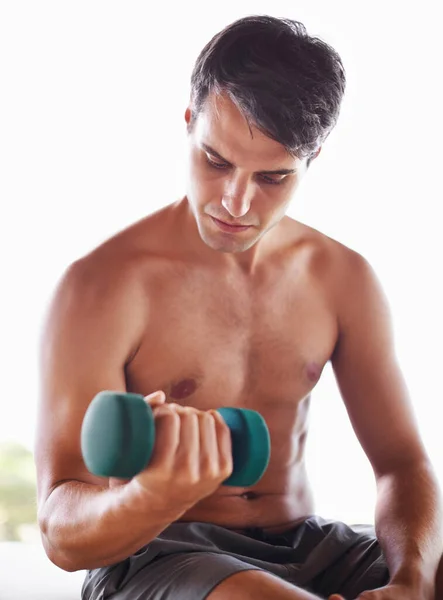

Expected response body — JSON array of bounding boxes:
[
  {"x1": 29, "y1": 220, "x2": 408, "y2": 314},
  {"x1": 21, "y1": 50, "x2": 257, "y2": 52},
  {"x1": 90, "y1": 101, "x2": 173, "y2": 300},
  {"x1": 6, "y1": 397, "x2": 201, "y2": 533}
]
[{"x1": 102, "y1": 199, "x2": 346, "y2": 533}]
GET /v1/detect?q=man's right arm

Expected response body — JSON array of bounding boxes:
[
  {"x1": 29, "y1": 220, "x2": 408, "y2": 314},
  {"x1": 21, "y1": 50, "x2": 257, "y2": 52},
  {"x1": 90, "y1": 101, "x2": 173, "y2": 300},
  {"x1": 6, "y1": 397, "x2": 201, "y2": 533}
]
[
  {"x1": 34, "y1": 255, "x2": 183, "y2": 572},
  {"x1": 35, "y1": 254, "x2": 233, "y2": 572}
]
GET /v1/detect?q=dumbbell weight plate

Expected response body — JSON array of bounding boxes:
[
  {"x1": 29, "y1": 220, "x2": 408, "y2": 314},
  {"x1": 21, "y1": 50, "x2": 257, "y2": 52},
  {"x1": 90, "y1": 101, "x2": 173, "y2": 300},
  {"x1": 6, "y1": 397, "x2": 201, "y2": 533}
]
[
  {"x1": 217, "y1": 407, "x2": 271, "y2": 487},
  {"x1": 81, "y1": 392, "x2": 155, "y2": 479}
]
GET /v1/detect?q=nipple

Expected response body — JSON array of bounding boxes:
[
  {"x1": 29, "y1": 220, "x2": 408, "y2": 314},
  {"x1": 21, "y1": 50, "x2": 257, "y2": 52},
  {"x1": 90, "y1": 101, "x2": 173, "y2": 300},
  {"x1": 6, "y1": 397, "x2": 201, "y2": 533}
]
[
  {"x1": 170, "y1": 378, "x2": 197, "y2": 400},
  {"x1": 306, "y1": 362, "x2": 322, "y2": 382}
]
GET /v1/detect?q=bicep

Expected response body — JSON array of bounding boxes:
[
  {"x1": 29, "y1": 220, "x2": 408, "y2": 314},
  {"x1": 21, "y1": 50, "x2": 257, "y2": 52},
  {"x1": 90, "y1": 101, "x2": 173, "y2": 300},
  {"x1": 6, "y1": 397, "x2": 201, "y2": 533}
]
[
  {"x1": 35, "y1": 259, "x2": 145, "y2": 507},
  {"x1": 331, "y1": 253, "x2": 428, "y2": 478}
]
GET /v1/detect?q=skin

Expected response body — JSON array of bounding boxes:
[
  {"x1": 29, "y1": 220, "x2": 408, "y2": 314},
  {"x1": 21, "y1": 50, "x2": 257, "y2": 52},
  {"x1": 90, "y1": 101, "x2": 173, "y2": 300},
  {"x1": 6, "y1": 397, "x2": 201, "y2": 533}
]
[{"x1": 35, "y1": 91, "x2": 443, "y2": 598}]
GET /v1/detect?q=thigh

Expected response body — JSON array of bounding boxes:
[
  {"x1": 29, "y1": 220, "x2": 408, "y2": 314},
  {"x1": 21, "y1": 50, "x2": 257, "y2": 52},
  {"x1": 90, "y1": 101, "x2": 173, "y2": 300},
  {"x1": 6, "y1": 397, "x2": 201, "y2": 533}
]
[
  {"x1": 105, "y1": 552, "x2": 264, "y2": 600},
  {"x1": 208, "y1": 570, "x2": 323, "y2": 600}
]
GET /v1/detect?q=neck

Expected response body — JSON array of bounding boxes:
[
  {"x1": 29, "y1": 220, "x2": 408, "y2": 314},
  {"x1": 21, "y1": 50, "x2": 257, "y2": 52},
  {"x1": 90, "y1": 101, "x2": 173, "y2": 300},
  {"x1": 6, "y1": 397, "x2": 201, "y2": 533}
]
[{"x1": 173, "y1": 196, "x2": 283, "y2": 276}]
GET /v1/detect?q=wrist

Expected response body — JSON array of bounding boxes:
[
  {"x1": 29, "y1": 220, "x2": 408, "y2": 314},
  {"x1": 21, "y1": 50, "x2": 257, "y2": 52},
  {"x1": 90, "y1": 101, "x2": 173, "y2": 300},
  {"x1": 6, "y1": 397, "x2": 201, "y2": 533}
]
[{"x1": 123, "y1": 478, "x2": 188, "y2": 521}]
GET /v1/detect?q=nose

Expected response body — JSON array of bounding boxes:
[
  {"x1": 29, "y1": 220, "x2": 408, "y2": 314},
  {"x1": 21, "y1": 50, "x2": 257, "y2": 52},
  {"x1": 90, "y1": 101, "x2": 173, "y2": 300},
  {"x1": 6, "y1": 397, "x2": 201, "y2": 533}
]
[{"x1": 221, "y1": 176, "x2": 253, "y2": 219}]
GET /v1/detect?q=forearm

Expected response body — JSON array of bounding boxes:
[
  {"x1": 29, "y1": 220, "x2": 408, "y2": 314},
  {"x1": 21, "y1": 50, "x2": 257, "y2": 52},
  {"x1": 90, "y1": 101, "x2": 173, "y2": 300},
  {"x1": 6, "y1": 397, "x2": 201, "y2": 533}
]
[
  {"x1": 38, "y1": 480, "x2": 185, "y2": 572},
  {"x1": 374, "y1": 459, "x2": 443, "y2": 587}
]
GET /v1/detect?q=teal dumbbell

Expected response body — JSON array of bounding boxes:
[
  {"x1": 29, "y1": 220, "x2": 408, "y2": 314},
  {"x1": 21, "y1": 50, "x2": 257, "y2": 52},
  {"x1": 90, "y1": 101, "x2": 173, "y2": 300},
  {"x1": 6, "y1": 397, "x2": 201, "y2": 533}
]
[{"x1": 81, "y1": 391, "x2": 271, "y2": 487}]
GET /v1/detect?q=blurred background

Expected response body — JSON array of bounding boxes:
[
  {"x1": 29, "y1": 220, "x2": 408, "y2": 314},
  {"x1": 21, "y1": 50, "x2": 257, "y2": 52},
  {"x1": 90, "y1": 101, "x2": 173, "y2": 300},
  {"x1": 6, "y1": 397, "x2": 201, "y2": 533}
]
[{"x1": 0, "y1": 0, "x2": 441, "y2": 547}]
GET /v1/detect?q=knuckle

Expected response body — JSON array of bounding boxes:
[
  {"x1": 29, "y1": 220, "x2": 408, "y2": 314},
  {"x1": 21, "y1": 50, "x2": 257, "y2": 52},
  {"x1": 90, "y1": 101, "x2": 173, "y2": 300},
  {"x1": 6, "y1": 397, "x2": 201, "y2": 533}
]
[
  {"x1": 200, "y1": 457, "x2": 216, "y2": 477},
  {"x1": 155, "y1": 403, "x2": 177, "y2": 416},
  {"x1": 187, "y1": 469, "x2": 201, "y2": 486},
  {"x1": 181, "y1": 414, "x2": 199, "y2": 431},
  {"x1": 163, "y1": 409, "x2": 180, "y2": 423},
  {"x1": 201, "y1": 463, "x2": 219, "y2": 480},
  {"x1": 220, "y1": 467, "x2": 232, "y2": 482},
  {"x1": 220, "y1": 454, "x2": 234, "y2": 477},
  {"x1": 202, "y1": 410, "x2": 215, "y2": 421},
  {"x1": 181, "y1": 407, "x2": 198, "y2": 419}
]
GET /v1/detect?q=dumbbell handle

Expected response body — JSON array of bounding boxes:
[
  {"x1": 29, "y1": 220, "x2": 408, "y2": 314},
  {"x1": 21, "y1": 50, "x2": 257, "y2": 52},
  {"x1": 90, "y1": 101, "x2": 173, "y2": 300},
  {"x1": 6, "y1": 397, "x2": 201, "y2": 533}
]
[{"x1": 81, "y1": 391, "x2": 271, "y2": 487}]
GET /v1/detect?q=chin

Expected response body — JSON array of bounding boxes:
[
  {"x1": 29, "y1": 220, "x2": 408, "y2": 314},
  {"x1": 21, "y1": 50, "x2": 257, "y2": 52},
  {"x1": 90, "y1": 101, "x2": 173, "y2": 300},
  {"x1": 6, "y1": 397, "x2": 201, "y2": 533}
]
[
  {"x1": 199, "y1": 226, "x2": 260, "y2": 254},
  {"x1": 193, "y1": 208, "x2": 263, "y2": 254}
]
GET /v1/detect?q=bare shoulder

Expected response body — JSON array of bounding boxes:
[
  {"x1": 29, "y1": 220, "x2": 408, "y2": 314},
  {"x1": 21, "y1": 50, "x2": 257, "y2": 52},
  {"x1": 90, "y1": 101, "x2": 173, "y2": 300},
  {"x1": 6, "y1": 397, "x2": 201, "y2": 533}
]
[
  {"x1": 64, "y1": 202, "x2": 179, "y2": 293},
  {"x1": 83, "y1": 203, "x2": 174, "y2": 260},
  {"x1": 307, "y1": 224, "x2": 390, "y2": 330},
  {"x1": 313, "y1": 229, "x2": 381, "y2": 300},
  {"x1": 43, "y1": 200, "x2": 184, "y2": 362},
  {"x1": 288, "y1": 218, "x2": 369, "y2": 275},
  {"x1": 286, "y1": 219, "x2": 382, "y2": 318}
]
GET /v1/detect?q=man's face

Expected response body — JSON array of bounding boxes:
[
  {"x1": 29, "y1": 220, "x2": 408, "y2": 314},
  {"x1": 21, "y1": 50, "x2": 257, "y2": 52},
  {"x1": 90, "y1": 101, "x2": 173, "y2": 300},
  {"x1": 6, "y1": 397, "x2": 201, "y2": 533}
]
[{"x1": 184, "y1": 92, "x2": 310, "y2": 254}]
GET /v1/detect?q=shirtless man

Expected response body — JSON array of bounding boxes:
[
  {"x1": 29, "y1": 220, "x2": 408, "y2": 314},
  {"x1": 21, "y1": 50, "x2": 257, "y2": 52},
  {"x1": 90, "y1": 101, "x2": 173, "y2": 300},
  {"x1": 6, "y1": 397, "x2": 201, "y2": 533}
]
[{"x1": 34, "y1": 15, "x2": 443, "y2": 600}]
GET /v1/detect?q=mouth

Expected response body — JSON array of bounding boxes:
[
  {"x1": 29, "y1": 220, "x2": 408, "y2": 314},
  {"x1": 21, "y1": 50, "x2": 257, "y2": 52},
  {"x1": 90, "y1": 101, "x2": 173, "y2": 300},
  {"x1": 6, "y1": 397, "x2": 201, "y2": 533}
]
[{"x1": 210, "y1": 216, "x2": 252, "y2": 233}]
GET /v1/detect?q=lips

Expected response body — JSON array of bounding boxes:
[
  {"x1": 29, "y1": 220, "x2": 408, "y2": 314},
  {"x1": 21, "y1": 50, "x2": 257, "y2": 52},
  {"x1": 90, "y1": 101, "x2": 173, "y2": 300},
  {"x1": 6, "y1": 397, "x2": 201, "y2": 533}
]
[
  {"x1": 211, "y1": 217, "x2": 252, "y2": 232},
  {"x1": 217, "y1": 219, "x2": 248, "y2": 227}
]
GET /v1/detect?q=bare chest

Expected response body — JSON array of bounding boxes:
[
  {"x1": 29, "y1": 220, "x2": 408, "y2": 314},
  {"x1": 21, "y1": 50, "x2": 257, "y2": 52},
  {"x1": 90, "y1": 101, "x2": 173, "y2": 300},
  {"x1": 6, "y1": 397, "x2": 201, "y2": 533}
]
[{"x1": 127, "y1": 264, "x2": 338, "y2": 413}]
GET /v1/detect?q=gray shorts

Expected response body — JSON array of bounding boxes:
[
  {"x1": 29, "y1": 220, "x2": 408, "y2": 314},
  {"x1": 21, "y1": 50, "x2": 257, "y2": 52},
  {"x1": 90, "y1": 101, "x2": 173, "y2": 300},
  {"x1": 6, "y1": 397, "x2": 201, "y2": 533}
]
[{"x1": 81, "y1": 515, "x2": 389, "y2": 600}]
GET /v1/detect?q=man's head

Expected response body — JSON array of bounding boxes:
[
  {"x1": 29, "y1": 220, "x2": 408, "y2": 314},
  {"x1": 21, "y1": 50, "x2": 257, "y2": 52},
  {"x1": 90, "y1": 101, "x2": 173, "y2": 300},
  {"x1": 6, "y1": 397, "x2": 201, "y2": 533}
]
[{"x1": 185, "y1": 15, "x2": 346, "y2": 254}]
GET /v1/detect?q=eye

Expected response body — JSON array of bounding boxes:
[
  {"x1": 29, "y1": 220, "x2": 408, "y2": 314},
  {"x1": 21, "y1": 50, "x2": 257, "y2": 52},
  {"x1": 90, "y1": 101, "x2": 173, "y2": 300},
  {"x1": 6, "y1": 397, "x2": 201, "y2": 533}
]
[
  {"x1": 259, "y1": 174, "x2": 286, "y2": 186},
  {"x1": 206, "y1": 155, "x2": 230, "y2": 170},
  {"x1": 206, "y1": 154, "x2": 287, "y2": 185}
]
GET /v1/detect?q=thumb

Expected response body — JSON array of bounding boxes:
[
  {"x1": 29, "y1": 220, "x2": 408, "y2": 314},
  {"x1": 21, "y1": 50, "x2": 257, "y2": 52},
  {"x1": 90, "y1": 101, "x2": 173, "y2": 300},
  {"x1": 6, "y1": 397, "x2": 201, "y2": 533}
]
[
  {"x1": 329, "y1": 596, "x2": 346, "y2": 600},
  {"x1": 144, "y1": 390, "x2": 166, "y2": 406}
]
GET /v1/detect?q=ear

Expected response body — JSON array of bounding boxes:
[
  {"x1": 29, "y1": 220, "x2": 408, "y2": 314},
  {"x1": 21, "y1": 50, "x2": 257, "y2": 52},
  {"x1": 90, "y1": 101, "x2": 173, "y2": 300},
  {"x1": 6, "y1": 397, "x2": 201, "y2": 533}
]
[
  {"x1": 185, "y1": 107, "x2": 192, "y2": 125},
  {"x1": 312, "y1": 146, "x2": 322, "y2": 160},
  {"x1": 185, "y1": 106, "x2": 195, "y2": 134}
]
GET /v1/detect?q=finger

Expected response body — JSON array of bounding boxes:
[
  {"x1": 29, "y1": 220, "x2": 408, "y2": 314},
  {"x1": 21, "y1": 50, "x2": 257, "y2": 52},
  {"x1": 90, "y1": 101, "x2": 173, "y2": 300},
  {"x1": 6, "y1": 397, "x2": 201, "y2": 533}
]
[
  {"x1": 149, "y1": 407, "x2": 180, "y2": 469},
  {"x1": 175, "y1": 408, "x2": 200, "y2": 476},
  {"x1": 211, "y1": 410, "x2": 233, "y2": 479},
  {"x1": 144, "y1": 390, "x2": 166, "y2": 406},
  {"x1": 198, "y1": 411, "x2": 218, "y2": 477}
]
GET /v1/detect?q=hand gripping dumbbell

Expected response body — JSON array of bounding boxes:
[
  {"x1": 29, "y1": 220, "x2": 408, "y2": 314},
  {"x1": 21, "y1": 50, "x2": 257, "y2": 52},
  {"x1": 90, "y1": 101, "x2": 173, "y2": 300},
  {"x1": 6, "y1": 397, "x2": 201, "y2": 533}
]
[{"x1": 81, "y1": 391, "x2": 271, "y2": 487}]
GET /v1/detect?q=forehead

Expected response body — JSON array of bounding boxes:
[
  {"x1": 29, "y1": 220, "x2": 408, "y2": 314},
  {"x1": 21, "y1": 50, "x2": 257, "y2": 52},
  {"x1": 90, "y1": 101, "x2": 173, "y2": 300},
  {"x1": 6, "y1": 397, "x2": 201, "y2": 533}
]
[{"x1": 193, "y1": 92, "x2": 298, "y2": 168}]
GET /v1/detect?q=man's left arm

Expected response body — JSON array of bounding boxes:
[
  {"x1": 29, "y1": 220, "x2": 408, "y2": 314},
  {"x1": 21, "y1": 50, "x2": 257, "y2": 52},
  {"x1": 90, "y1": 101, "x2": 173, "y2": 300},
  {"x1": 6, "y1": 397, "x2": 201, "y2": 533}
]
[{"x1": 331, "y1": 251, "x2": 443, "y2": 596}]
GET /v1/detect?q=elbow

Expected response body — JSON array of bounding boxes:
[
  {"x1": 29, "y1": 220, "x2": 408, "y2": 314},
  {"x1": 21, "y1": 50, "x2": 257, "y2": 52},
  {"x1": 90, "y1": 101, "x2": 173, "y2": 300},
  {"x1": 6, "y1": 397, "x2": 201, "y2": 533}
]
[
  {"x1": 375, "y1": 456, "x2": 436, "y2": 482},
  {"x1": 40, "y1": 532, "x2": 82, "y2": 572},
  {"x1": 38, "y1": 511, "x2": 83, "y2": 573}
]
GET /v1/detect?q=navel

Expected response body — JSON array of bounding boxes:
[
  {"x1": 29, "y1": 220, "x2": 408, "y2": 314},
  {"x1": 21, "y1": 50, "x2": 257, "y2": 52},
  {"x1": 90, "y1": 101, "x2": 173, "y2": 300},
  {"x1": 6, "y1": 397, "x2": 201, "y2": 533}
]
[
  {"x1": 240, "y1": 491, "x2": 259, "y2": 501},
  {"x1": 170, "y1": 378, "x2": 198, "y2": 400}
]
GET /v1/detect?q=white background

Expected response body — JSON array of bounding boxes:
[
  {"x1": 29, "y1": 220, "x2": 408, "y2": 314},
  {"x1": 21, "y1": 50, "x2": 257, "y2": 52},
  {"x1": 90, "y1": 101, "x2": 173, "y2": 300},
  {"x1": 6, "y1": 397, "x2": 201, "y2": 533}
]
[{"x1": 0, "y1": 1, "x2": 441, "y2": 526}]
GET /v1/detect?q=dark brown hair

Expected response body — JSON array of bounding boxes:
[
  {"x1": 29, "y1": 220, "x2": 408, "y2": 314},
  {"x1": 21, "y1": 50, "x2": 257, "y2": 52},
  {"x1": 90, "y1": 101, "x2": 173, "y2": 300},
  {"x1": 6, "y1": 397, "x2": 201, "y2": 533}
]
[{"x1": 190, "y1": 15, "x2": 346, "y2": 167}]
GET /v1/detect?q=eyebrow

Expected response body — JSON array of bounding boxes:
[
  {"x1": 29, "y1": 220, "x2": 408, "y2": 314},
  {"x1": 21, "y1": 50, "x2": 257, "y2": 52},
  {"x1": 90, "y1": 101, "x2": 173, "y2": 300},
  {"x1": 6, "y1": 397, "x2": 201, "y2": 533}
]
[{"x1": 201, "y1": 143, "x2": 297, "y2": 176}]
